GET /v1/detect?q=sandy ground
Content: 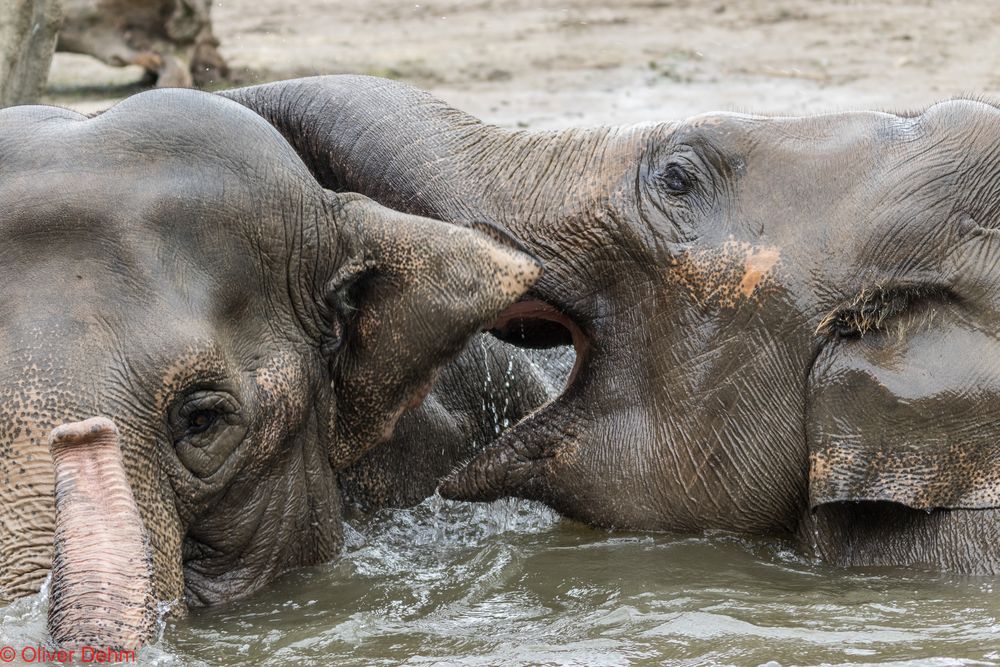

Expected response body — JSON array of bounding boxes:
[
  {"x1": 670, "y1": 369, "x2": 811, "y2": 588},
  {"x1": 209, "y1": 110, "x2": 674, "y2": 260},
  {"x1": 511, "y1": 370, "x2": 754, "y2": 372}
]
[{"x1": 44, "y1": 0, "x2": 1000, "y2": 129}]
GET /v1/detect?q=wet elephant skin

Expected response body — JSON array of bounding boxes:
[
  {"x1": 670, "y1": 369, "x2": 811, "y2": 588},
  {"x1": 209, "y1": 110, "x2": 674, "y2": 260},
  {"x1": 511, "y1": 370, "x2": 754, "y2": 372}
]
[
  {"x1": 0, "y1": 87, "x2": 541, "y2": 627},
  {"x1": 224, "y1": 76, "x2": 1000, "y2": 573}
]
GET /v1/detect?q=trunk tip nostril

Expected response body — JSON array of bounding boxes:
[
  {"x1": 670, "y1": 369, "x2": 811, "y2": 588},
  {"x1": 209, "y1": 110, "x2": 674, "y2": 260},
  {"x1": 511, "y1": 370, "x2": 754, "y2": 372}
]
[{"x1": 48, "y1": 416, "x2": 119, "y2": 447}]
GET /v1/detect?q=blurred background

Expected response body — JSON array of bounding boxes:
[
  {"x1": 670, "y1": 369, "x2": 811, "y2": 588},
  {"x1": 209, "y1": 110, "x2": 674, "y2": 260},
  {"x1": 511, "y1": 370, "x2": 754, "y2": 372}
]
[{"x1": 14, "y1": 0, "x2": 1000, "y2": 128}]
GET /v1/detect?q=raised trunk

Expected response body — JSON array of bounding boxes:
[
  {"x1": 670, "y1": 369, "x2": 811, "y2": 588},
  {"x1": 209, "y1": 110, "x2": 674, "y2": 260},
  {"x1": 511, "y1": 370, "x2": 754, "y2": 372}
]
[
  {"x1": 47, "y1": 417, "x2": 155, "y2": 650},
  {"x1": 220, "y1": 76, "x2": 503, "y2": 219},
  {"x1": 220, "y1": 76, "x2": 640, "y2": 317},
  {"x1": 219, "y1": 76, "x2": 617, "y2": 234}
]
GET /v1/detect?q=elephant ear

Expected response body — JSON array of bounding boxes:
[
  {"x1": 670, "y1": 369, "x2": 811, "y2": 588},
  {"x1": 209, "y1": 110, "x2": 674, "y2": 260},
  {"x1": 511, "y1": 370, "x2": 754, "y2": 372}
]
[
  {"x1": 807, "y1": 303, "x2": 1000, "y2": 512},
  {"x1": 325, "y1": 195, "x2": 541, "y2": 469}
]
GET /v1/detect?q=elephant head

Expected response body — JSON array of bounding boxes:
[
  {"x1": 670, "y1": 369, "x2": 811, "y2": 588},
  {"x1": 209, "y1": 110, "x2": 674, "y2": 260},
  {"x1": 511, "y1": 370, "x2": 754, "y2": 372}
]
[
  {"x1": 223, "y1": 76, "x2": 1000, "y2": 573},
  {"x1": 0, "y1": 88, "x2": 540, "y2": 647}
]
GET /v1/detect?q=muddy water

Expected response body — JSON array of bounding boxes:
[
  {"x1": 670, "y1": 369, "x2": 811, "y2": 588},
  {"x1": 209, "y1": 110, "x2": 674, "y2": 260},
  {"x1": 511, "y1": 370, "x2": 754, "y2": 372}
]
[{"x1": 4, "y1": 498, "x2": 999, "y2": 666}]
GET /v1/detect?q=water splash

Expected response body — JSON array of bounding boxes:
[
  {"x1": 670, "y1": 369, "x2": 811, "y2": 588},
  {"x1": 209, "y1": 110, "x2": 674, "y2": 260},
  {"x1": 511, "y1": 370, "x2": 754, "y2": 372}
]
[
  {"x1": 0, "y1": 574, "x2": 50, "y2": 649},
  {"x1": 4, "y1": 501, "x2": 1000, "y2": 665},
  {"x1": 480, "y1": 340, "x2": 502, "y2": 435},
  {"x1": 500, "y1": 356, "x2": 514, "y2": 432}
]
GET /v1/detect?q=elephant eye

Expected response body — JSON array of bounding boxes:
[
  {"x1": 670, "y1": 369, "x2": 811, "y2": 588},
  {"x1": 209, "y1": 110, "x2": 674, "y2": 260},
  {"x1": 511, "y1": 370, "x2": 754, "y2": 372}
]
[
  {"x1": 170, "y1": 390, "x2": 240, "y2": 445},
  {"x1": 168, "y1": 388, "x2": 246, "y2": 477},
  {"x1": 656, "y1": 164, "x2": 694, "y2": 194},
  {"x1": 186, "y1": 410, "x2": 218, "y2": 435}
]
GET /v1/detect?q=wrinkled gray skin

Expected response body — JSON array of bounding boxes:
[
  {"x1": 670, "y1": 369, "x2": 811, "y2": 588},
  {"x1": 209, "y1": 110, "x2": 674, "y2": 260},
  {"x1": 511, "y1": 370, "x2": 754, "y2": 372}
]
[
  {"x1": 0, "y1": 87, "x2": 543, "y2": 646},
  {"x1": 223, "y1": 76, "x2": 1000, "y2": 574}
]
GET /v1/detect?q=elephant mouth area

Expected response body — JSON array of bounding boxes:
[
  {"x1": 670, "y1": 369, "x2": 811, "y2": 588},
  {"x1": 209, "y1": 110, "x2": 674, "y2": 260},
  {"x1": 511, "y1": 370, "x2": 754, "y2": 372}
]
[
  {"x1": 437, "y1": 297, "x2": 591, "y2": 503},
  {"x1": 484, "y1": 296, "x2": 590, "y2": 390}
]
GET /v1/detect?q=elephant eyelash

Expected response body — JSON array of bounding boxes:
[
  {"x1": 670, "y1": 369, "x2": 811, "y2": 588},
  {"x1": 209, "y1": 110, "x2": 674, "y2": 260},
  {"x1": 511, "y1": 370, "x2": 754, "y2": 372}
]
[{"x1": 816, "y1": 285, "x2": 948, "y2": 338}]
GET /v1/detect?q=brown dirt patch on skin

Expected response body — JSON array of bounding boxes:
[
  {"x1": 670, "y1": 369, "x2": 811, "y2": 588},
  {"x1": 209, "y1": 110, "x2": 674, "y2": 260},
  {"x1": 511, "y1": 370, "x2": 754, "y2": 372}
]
[
  {"x1": 43, "y1": 0, "x2": 1000, "y2": 126},
  {"x1": 739, "y1": 247, "x2": 780, "y2": 297},
  {"x1": 669, "y1": 240, "x2": 780, "y2": 309}
]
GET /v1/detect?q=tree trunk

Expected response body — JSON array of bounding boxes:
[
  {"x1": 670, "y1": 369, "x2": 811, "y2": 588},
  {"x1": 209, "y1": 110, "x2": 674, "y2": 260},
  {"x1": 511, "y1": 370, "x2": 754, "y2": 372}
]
[{"x1": 0, "y1": 0, "x2": 61, "y2": 108}]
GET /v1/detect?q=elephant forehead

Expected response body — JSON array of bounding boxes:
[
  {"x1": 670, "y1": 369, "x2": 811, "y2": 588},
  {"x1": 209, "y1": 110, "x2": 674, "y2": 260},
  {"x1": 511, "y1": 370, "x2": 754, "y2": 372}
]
[
  {"x1": 0, "y1": 88, "x2": 318, "y2": 205},
  {"x1": 685, "y1": 99, "x2": 1000, "y2": 178},
  {"x1": 678, "y1": 108, "x2": 900, "y2": 152},
  {"x1": 684, "y1": 102, "x2": 1000, "y2": 284},
  {"x1": 0, "y1": 93, "x2": 321, "y2": 319}
]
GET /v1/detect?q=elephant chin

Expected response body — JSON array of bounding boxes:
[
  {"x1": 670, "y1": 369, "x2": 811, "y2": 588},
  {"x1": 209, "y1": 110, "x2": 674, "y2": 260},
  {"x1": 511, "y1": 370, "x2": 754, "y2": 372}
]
[{"x1": 47, "y1": 417, "x2": 156, "y2": 651}]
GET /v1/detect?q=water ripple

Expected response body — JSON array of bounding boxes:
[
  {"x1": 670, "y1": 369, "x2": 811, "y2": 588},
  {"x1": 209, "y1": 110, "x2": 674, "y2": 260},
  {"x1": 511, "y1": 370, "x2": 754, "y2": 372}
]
[{"x1": 3, "y1": 497, "x2": 1000, "y2": 665}]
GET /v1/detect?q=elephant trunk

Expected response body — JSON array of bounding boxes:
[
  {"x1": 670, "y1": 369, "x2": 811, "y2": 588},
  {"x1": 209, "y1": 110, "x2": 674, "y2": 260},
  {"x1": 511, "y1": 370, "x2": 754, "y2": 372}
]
[
  {"x1": 219, "y1": 76, "x2": 617, "y2": 232},
  {"x1": 221, "y1": 76, "x2": 644, "y2": 306},
  {"x1": 220, "y1": 75, "x2": 506, "y2": 220},
  {"x1": 47, "y1": 417, "x2": 156, "y2": 651}
]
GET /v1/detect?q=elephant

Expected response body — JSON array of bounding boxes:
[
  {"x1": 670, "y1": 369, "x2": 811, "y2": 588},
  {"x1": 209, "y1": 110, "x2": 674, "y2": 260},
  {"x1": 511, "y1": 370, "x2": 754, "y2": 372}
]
[
  {"x1": 57, "y1": 0, "x2": 228, "y2": 88},
  {"x1": 0, "y1": 87, "x2": 544, "y2": 648},
  {"x1": 220, "y1": 75, "x2": 1000, "y2": 575}
]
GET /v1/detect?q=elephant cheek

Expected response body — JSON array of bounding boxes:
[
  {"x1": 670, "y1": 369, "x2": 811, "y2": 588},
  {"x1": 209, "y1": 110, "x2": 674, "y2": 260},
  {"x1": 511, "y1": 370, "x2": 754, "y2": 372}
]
[{"x1": 47, "y1": 417, "x2": 156, "y2": 651}]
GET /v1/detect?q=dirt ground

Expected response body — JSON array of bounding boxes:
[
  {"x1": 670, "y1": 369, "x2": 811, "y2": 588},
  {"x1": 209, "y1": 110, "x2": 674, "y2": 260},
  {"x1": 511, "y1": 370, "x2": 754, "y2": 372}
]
[{"x1": 44, "y1": 0, "x2": 1000, "y2": 128}]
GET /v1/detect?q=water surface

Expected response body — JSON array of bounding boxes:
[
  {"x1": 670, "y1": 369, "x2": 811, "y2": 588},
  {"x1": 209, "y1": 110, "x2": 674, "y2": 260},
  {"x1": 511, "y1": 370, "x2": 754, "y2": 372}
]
[{"x1": 3, "y1": 497, "x2": 999, "y2": 665}]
